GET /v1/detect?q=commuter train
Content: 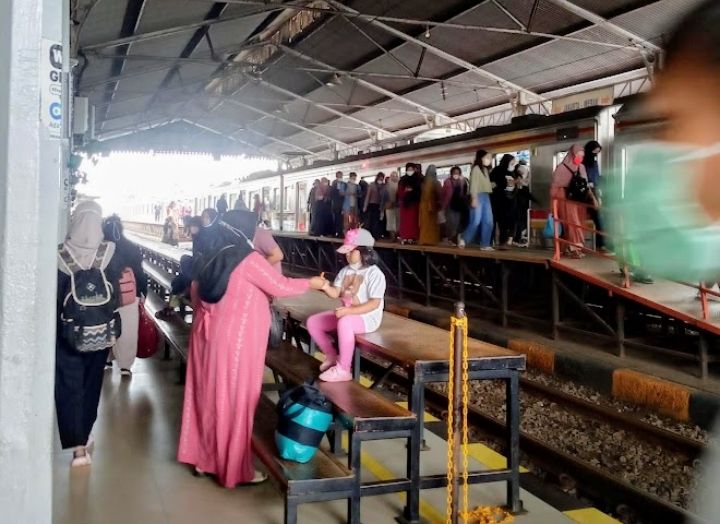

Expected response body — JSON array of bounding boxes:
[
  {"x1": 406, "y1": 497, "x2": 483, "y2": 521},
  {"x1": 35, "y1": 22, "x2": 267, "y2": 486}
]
[{"x1": 130, "y1": 96, "x2": 657, "y2": 233}]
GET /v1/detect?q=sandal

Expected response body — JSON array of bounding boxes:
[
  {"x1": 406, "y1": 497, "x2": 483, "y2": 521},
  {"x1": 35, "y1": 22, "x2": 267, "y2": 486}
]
[
  {"x1": 71, "y1": 447, "x2": 92, "y2": 468},
  {"x1": 238, "y1": 470, "x2": 268, "y2": 486}
]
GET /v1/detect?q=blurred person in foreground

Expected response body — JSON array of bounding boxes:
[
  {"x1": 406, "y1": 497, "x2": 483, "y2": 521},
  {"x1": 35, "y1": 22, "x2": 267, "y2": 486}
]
[
  {"x1": 606, "y1": 3, "x2": 720, "y2": 521},
  {"x1": 608, "y1": 0, "x2": 720, "y2": 284}
]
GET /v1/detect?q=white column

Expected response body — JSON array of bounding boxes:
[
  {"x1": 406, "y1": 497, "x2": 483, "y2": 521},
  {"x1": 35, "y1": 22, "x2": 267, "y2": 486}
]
[{"x1": 0, "y1": 0, "x2": 62, "y2": 522}]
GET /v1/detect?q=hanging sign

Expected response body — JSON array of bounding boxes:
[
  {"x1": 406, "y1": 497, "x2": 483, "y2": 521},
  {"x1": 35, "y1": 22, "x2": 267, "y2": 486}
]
[{"x1": 40, "y1": 39, "x2": 63, "y2": 139}]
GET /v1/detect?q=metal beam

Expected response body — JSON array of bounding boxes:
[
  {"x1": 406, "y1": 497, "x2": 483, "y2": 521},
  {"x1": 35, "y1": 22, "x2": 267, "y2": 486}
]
[
  {"x1": 279, "y1": 45, "x2": 458, "y2": 124},
  {"x1": 180, "y1": 118, "x2": 287, "y2": 161},
  {"x1": 224, "y1": 98, "x2": 350, "y2": 147},
  {"x1": 218, "y1": 1, "x2": 635, "y2": 50},
  {"x1": 81, "y1": 7, "x2": 281, "y2": 51},
  {"x1": 249, "y1": 75, "x2": 398, "y2": 138},
  {"x1": 323, "y1": 0, "x2": 545, "y2": 102},
  {"x1": 99, "y1": 0, "x2": 148, "y2": 128},
  {"x1": 545, "y1": 0, "x2": 662, "y2": 52},
  {"x1": 240, "y1": 127, "x2": 315, "y2": 155}
]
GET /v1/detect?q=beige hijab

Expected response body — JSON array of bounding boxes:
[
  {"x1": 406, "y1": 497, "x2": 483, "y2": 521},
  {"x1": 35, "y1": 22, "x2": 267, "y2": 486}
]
[{"x1": 61, "y1": 200, "x2": 115, "y2": 270}]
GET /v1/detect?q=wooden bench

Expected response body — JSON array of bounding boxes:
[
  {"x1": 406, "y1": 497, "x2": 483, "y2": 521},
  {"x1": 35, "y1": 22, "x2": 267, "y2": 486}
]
[
  {"x1": 275, "y1": 292, "x2": 527, "y2": 522},
  {"x1": 253, "y1": 395, "x2": 355, "y2": 524},
  {"x1": 265, "y1": 342, "x2": 417, "y2": 522},
  {"x1": 142, "y1": 260, "x2": 174, "y2": 295},
  {"x1": 144, "y1": 291, "x2": 189, "y2": 363}
]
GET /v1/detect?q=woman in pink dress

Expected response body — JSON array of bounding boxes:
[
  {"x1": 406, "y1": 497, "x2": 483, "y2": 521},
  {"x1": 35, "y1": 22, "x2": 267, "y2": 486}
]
[
  {"x1": 550, "y1": 145, "x2": 592, "y2": 258},
  {"x1": 178, "y1": 210, "x2": 324, "y2": 487}
]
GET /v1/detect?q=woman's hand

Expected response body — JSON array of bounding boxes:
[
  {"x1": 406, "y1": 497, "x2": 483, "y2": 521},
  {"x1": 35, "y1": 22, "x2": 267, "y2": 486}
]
[
  {"x1": 471, "y1": 195, "x2": 478, "y2": 208},
  {"x1": 335, "y1": 307, "x2": 349, "y2": 318},
  {"x1": 309, "y1": 276, "x2": 326, "y2": 290}
]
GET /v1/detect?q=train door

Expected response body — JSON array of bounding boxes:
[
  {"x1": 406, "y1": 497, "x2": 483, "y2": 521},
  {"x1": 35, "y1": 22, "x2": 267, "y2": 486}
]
[
  {"x1": 283, "y1": 182, "x2": 296, "y2": 231},
  {"x1": 297, "y1": 181, "x2": 308, "y2": 232}
]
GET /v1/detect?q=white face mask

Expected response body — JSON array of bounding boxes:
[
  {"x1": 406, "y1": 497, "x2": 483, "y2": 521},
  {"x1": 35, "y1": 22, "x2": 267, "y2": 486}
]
[
  {"x1": 482, "y1": 158, "x2": 492, "y2": 167},
  {"x1": 608, "y1": 141, "x2": 720, "y2": 281},
  {"x1": 508, "y1": 165, "x2": 516, "y2": 172},
  {"x1": 406, "y1": 169, "x2": 415, "y2": 175},
  {"x1": 348, "y1": 261, "x2": 362, "y2": 270}
]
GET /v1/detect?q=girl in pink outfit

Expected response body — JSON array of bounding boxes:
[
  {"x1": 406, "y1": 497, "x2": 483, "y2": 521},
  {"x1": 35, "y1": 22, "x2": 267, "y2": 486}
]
[
  {"x1": 308, "y1": 228, "x2": 387, "y2": 382},
  {"x1": 178, "y1": 210, "x2": 324, "y2": 488}
]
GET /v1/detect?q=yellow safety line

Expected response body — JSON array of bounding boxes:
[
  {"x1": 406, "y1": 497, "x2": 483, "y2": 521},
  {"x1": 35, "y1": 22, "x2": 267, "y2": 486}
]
[
  {"x1": 341, "y1": 434, "x2": 445, "y2": 524},
  {"x1": 465, "y1": 443, "x2": 529, "y2": 473},
  {"x1": 564, "y1": 508, "x2": 622, "y2": 524}
]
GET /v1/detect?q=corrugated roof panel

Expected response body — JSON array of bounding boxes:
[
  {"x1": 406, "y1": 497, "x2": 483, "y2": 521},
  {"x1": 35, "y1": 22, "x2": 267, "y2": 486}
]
[
  {"x1": 77, "y1": 0, "x2": 132, "y2": 47},
  {"x1": 134, "y1": 0, "x2": 215, "y2": 34}
]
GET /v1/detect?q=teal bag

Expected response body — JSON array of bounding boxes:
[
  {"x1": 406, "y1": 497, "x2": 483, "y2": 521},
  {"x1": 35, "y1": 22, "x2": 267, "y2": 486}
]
[
  {"x1": 543, "y1": 214, "x2": 562, "y2": 238},
  {"x1": 275, "y1": 382, "x2": 333, "y2": 463}
]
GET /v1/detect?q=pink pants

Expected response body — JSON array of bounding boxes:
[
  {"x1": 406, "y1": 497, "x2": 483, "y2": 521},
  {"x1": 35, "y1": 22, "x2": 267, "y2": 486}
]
[{"x1": 307, "y1": 311, "x2": 365, "y2": 371}]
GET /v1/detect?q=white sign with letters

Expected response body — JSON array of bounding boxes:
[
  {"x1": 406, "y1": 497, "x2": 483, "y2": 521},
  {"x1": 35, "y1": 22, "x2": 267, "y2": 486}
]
[{"x1": 40, "y1": 39, "x2": 63, "y2": 139}]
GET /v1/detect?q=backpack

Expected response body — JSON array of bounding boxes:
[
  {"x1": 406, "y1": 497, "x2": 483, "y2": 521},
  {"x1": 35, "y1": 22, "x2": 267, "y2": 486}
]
[
  {"x1": 118, "y1": 267, "x2": 136, "y2": 307},
  {"x1": 58, "y1": 242, "x2": 122, "y2": 353},
  {"x1": 565, "y1": 166, "x2": 589, "y2": 202},
  {"x1": 275, "y1": 382, "x2": 333, "y2": 463}
]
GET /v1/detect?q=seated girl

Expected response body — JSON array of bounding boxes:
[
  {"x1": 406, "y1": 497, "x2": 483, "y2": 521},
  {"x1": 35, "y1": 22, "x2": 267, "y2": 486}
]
[{"x1": 308, "y1": 228, "x2": 387, "y2": 382}]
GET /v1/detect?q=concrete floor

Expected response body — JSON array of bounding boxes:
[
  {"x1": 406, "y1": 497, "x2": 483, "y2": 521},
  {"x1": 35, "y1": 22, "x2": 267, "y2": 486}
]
[{"x1": 52, "y1": 356, "x2": 573, "y2": 524}]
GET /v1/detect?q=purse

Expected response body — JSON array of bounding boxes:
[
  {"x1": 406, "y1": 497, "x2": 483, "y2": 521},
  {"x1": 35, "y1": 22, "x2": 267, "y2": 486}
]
[{"x1": 268, "y1": 303, "x2": 285, "y2": 349}]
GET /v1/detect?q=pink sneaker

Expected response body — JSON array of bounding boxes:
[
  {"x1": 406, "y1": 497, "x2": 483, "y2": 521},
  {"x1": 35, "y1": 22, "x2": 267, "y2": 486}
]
[
  {"x1": 319, "y1": 365, "x2": 353, "y2": 382},
  {"x1": 319, "y1": 359, "x2": 336, "y2": 372}
]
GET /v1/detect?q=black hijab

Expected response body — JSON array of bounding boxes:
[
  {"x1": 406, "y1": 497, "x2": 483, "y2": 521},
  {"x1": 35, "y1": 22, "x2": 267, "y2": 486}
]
[
  {"x1": 583, "y1": 140, "x2": 601, "y2": 169},
  {"x1": 196, "y1": 210, "x2": 258, "y2": 303}
]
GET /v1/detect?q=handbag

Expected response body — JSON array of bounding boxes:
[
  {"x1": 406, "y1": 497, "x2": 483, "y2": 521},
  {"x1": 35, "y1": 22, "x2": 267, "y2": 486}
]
[
  {"x1": 543, "y1": 214, "x2": 563, "y2": 238},
  {"x1": 137, "y1": 300, "x2": 160, "y2": 359},
  {"x1": 268, "y1": 303, "x2": 285, "y2": 348},
  {"x1": 275, "y1": 381, "x2": 333, "y2": 463}
]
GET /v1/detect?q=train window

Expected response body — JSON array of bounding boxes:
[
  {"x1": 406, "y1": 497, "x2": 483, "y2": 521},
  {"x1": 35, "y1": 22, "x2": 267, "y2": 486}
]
[
  {"x1": 495, "y1": 150, "x2": 530, "y2": 167},
  {"x1": 272, "y1": 188, "x2": 279, "y2": 211}
]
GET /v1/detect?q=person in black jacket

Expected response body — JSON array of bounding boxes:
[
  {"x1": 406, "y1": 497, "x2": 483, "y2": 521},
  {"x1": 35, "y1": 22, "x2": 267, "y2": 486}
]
[
  {"x1": 490, "y1": 154, "x2": 517, "y2": 248},
  {"x1": 102, "y1": 215, "x2": 148, "y2": 376},
  {"x1": 217, "y1": 194, "x2": 229, "y2": 216},
  {"x1": 56, "y1": 201, "x2": 124, "y2": 468}
]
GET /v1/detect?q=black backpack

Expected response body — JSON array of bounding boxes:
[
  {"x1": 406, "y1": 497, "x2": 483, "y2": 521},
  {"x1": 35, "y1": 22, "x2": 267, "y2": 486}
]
[
  {"x1": 58, "y1": 242, "x2": 122, "y2": 352},
  {"x1": 565, "y1": 166, "x2": 589, "y2": 202}
]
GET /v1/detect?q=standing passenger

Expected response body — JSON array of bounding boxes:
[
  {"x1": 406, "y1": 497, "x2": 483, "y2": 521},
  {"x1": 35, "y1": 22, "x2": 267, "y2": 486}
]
[
  {"x1": 56, "y1": 201, "x2": 123, "y2": 467},
  {"x1": 217, "y1": 194, "x2": 229, "y2": 216},
  {"x1": 330, "y1": 171, "x2": 346, "y2": 237},
  {"x1": 397, "y1": 163, "x2": 422, "y2": 244},
  {"x1": 308, "y1": 179, "x2": 319, "y2": 234},
  {"x1": 384, "y1": 171, "x2": 399, "y2": 241},
  {"x1": 462, "y1": 150, "x2": 494, "y2": 250},
  {"x1": 364, "y1": 172, "x2": 386, "y2": 239},
  {"x1": 442, "y1": 166, "x2": 469, "y2": 246},
  {"x1": 308, "y1": 228, "x2": 386, "y2": 382},
  {"x1": 419, "y1": 165, "x2": 442, "y2": 245},
  {"x1": 178, "y1": 210, "x2": 325, "y2": 487},
  {"x1": 513, "y1": 162, "x2": 538, "y2": 246},
  {"x1": 343, "y1": 172, "x2": 360, "y2": 232},
  {"x1": 102, "y1": 215, "x2": 147, "y2": 376},
  {"x1": 583, "y1": 141, "x2": 608, "y2": 251},
  {"x1": 490, "y1": 154, "x2": 517, "y2": 249},
  {"x1": 551, "y1": 145, "x2": 588, "y2": 258}
]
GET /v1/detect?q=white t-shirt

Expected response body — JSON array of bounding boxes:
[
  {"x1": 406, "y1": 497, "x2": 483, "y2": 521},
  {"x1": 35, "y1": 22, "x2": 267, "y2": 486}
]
[{"x1": 334, "y1": 264, "x2": 386, "y2": 332}]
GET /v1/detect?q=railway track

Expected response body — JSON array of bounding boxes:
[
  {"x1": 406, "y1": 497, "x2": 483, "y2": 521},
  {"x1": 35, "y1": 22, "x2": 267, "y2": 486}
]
[{"x1": 361, "y1": 357, "x2": 704, "y2": 524}]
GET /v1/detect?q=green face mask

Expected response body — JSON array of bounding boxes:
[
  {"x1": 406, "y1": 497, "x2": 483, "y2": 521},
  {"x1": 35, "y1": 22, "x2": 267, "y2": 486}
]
[{"x1": 606, "y1": 142, "x2": 720, "y2": 282}]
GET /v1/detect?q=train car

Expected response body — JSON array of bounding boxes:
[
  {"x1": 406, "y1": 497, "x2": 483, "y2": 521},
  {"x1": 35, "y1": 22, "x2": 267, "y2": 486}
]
[{"x1": 232, "y1": 103, "x2": 620, "y2": 232}]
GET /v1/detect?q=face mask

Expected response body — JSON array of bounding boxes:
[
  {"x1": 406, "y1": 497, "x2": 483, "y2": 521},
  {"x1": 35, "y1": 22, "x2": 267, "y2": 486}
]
[
  {"x1": 348, "y1": 261, "x2": 362, "y2": 270},
  {"x1": 508, "y1": 165, "x2": 516, "y2": 172},
  {"x1": 407, "y1": 170, "x2": 415, "y2": 175},
  {"x1": 452, "y1": 174, "x2": 460, "y2": 179},
  {"x1": 573, "y1": 155, "x2": 583, "y2": 166},
  {"x1": 607, "y1": 141, "x2": 720, "y2": 281},
  {"x1": 482, "y1": 158, "x2": 491, "y2": 167}
]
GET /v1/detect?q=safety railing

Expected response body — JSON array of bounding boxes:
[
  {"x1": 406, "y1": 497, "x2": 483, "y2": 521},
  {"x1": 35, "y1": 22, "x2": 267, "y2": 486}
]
[{"x1": 551, "y1": 198, "x2": 720, "y2": 321}]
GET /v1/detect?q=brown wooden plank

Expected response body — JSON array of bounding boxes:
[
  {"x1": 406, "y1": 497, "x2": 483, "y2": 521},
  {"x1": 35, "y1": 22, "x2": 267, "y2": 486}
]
[
  {"x1": 265, "y1": 344, "x2": 414, "y2": 421},
  {"x1": 142, "y1": 260, "x2": 173, "y2": 291}
]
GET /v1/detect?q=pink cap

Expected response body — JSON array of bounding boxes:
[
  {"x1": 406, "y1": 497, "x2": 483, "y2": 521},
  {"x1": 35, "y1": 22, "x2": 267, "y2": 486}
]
[{"x1": 337, "y1": 228, "x2": 375, "y2": 254}]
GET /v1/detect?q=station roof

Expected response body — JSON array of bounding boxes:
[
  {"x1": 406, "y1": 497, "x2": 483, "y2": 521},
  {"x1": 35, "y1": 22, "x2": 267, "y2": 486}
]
[{"x1": 72, "y1": 0, "x2": 694, "y2": 161}]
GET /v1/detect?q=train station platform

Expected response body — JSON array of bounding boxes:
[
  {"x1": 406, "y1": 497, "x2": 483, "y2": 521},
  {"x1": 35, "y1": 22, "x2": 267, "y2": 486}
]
[{"x1": 52, "y1": 352, "x2": 581, "y2": 524}]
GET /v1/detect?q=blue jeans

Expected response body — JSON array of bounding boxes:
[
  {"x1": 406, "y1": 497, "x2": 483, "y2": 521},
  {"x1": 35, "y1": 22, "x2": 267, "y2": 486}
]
[{"x1": 463, "y1": 193, "x2": 493, "y2": 247}]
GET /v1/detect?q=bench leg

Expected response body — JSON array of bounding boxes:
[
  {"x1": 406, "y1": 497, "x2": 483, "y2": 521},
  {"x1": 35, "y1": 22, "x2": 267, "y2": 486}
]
[
  {"x1": 177, "y1": 361, "x2": 186, "y2": 386},
  {"x1": 328, "y1": 420, "x2": 344, "y2": 457},
  {"x1": 284, "y1": 497, "x2": 298, "y2": 524},
  {"x1": 348, "y1": 431, "x2": 361, "y2": 524},
  {"x1": 163, "y1": 341, "x2": 171, "y2": 361},
  {"x1": 505, "y1": 371, "x2": 523, "y2": 514},
  {"x1": 400, "y1": 376, "x2": 422, "y2": 524}
]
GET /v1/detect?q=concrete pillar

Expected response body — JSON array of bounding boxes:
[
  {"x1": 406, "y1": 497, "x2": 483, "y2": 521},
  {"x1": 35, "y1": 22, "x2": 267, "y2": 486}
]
[{"x1": 0, "y1": 0, "x2": 63, "y2": 522}]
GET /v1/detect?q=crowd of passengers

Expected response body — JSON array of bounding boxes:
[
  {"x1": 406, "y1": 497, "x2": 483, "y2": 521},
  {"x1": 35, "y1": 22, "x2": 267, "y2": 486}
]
[{"x1": 307, "y1": 141, "x2": 608, "y2": 253}]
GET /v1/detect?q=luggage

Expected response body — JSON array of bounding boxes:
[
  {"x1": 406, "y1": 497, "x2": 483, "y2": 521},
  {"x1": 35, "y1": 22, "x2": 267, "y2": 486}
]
[
  {"x1": 58, "y1": 242, "x2": 121, "y2": 352},
  {"x1": 118, "y1": 267, "x2": 137, "y2": 307},
  {"x1": 275, "y1": 382, "x2": 333, "y2": 463},
  {"x1": 268, "y1": 305, "x2": 285, "y2": 349},
  {"x1": 544, "y1": 214, "x2": 562, "y2": 238},
  {"x1": 137, "y1": 301, "x2": 159, "y2": 359}
]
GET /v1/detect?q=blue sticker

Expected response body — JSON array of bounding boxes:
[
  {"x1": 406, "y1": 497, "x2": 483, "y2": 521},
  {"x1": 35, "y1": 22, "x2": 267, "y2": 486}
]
[{"x1": 50, "y1": 102, "x2": 62, "y2": 121}]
